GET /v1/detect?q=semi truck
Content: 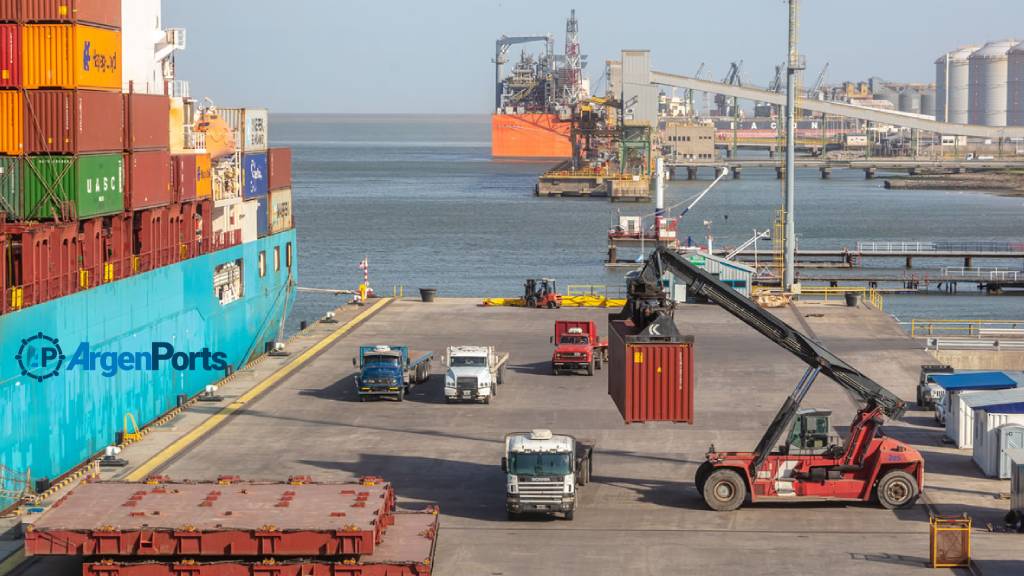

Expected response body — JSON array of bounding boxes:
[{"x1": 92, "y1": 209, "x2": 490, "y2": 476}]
[
  {"x1": 443, "y1": 345, "x2": 510, "y2": 404},
  {"x1": 501, "y1": 429, "x2": 593, "y2": 520},
  {"x1": 353, "y1": 345, "x2": 433, "y2": 402},
  {"x1": 551, "y1": 320, "x2": 608, "y2": 376}
]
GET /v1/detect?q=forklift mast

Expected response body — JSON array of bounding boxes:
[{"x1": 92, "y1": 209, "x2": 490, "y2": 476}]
[{"x1": 619, "y1": 247, "x2": 906, "y2": 467}]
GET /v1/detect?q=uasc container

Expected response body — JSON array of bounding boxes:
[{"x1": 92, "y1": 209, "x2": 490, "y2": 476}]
[
  {"x1": 0, "y1": 23, "x2": 20, "y2": 87},
  {"x1": 0, "y1": 156, "x2": 20, "y2": 220},
  {"x1": 0, "y1": 90, "x2": 23, "y2": 154},
  {"x1": 267, "y1": 147, "x2": 291, "y2": 190},
  {"x1": 23, "y1": 153, "x2": 124, "y2": 219},
  {"x1": 126, "y1": 150, "x2": 171, "y2": 210},
  {"x1": 124, "y1": 93, "x2": 170, "y2": 151},
  {"x1": 22, "y1": 24, "x2": 121, "y2": 90},
  {"x1": 268, "y1": 187, "x2": 292, "y2": 234},
  {"x1": 608, "y1": 319, "x2": 695, "y2": 424},
  {"x1": 172, "y1": 153, "x2": 211, "y2": 203},
  {"x1": 22, "y1": 0, "x2": 121, "y2": 29},
  {"x1": 242, "y1": 152, "x2": 267, "y2": 199},
  {"x1": 25, "y1": 89, "x2": 123, "y2": 154},
  {"x1": 220, "y1": 108, "x2": 268, "y2": 153}
]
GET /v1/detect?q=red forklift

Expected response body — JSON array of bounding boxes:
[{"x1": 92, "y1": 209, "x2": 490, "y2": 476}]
[
  {"x1": 617, "y1": 247, "x2": 924, "y2": 511},
  {"x1": 524, "y1": 278, "x2": 562, "y2": 309}
]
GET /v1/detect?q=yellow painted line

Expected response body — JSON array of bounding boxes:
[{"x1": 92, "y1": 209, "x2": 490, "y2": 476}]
[
  {"x1": 0, "y1": 549, "x2": 25, "y2": 576},
  {"x1": 126, "y1": 298, "x2": 393, "y2": 481}
]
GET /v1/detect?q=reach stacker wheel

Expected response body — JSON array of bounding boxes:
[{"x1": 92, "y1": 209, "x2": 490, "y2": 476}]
[
  {"x1": 703, "y1": 469, "x2": 746, "y2": 512},
  {"x1": 875, "y1": 470, "x2": 919, "y2": 510}
]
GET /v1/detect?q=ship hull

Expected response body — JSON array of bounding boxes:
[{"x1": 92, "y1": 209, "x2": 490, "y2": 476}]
[
  {"x1": 491, "y1": 113, "x2": 572, "y2": 158},
  {"x1": 0, "y1": 230, "x2": 297, "y2": 503}
]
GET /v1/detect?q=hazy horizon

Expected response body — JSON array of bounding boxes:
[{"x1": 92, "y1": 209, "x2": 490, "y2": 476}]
[{"x1": 164, "y1": 0, "x2": 1023, "y2": 114}]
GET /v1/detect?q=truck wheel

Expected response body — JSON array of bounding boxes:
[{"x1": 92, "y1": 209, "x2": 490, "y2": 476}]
[
  {"x1": 595, "y1": 357, "x2": 603, "y2": 370},
  {"x1": 587, "y1": 362, "x2": 594, "y2": 376},
  {"x1": 359, "y1": 396, "x2": 367, "y2": 403},
  {"x1": 506, "y1": 510, "x2": 518, "y2": 521},
  {"x1": 553, "y1": 367, "x2": 561, "y2": 376},
  {"x1": 483, "y1": 392, "x2": 491, "y2": 405},
  {"x1": 875, "y1": 470, "x2": 919, "y2": 510},
  {"x1": 564, "y1": 510, "x2": 574, "y2": 521},
  {"x1": 491, "y1": 384, "x2": 497, "y2": 397},
  {"x1": 397, "y1": 388, "x2": 405, "y2": 402},
  {"x1": 703, "y1": 469, "x2": 746, "y2": 512}
]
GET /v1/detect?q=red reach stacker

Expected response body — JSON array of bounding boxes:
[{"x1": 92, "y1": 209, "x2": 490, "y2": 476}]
[{"x1": 615, "y1": 247, "x2": 924, "y2": 511}]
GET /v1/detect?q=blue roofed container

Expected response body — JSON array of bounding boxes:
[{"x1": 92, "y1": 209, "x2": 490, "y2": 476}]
[
  {"x1": 242, "y1": 152, "x2": 268, "y2": 199},
  {"x1": 934, "y1": 371, "x2": 1022, "y2": 447},
  {"x1": 972, "y1": 403, "x2": 1024, "y2": 477}
]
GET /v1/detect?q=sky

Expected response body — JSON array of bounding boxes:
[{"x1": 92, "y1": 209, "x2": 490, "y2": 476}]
[{"x1": 163, "y1": 0, "x2": 1023, "y2": 114}]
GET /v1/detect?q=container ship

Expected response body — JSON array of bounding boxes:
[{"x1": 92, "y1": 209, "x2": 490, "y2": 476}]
[
  {"x1": 491, "y1": 10, "x2": 587, "y2": 159},
  {"x1": 0, "y1": 0, "x2": 296, "y2": 507}
]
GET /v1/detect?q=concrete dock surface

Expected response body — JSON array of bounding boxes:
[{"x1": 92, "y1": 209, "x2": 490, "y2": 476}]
[{"x1": 10, "y1": 298, "x2": 1023, "y2": 575}]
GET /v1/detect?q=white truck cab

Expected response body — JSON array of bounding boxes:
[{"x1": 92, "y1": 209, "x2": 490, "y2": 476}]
[
  {"x1": 502, "y1": 429, "x2": 593, "y2": 520},
  {"x1": 444, "y1": 346, "x2": 509, "y2": 404}
]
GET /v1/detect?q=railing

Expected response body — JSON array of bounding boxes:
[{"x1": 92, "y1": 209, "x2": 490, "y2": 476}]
[
  {"x1": 941, "y1": 267, "x2": 1022, "y2": 281},
  {"x1": 908, "y1": 319, "x2": 1024, "y2": 338},
  {"x1": 925, "y1": 338, "x2": 1024, "y2": 351},
  {"x1": 566, "y1": 284, "x2": 628, "y2": 300},
  {"x1": 856, "y1": 241, "x2": 935, "y2": 253},
  {"x1": 857, "y1": 241, "x2": 1024, "y2": 253},
  {"x1": 800, "y1": 286, "x2": 884, "y2": 311}
]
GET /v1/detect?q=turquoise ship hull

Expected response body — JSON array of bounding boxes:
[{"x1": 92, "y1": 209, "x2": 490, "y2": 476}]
[{"x1": 0, "y1": 230, "x2": 297, "y2": 506}]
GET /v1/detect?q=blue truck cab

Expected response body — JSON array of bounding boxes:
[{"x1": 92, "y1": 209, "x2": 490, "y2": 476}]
[{"x1": 353, "y1": 345, "x2": 433, "y2": 402}]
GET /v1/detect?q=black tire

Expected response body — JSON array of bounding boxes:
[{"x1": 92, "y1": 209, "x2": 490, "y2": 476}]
[
  {"x1": 445, "y1": 397, "x2": 453, "y2": 404},
  {"x1": 397, "y1": 388, "x2": 405, "y2": 402},
  {"x1": 916, "y1": 388, "x2": 924, "y2": 407},
  {"x1": 564, "y1": 510, "x2": 574, "y2": 521},
  {"x1": 506, "y1": 510, "x2": 517, "y2": 521},
  {"x1": 694, "y1": 461, "x2": 714, "y2": 495},
  {"x1": 703, "y1": 469, "x2": 746, "y2": 512},
  {"x1": 359, "y1": 396, "x2": 367, "y2": 403},
  {"x1": 491, "y1": 384, "x2": 497, "y2": 397},
  {"x1": 876, "y1": 470, "x2": 919, "y2": 510},
  {"x1": 587, "y1": 361, "x2": 595, "y2": 376},
  {"x1": 553, "y1": 367, "x2": 561, "y2": 376},
  {"x1": 526, "y1": 297, "x2": 538, "y2": 308},
  {"x1": 547, "y1": 300, "x2": 557, "y2": 309},
  {"x1": 483, "y1": 393, "x2": 491, "y2": 405},
  {"x1": 595, "y1": 357, "x2": 602, "y2": 370}
]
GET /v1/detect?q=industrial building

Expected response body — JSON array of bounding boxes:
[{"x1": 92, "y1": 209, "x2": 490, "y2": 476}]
[{"x1": 662, "y1": 121, "x2": 716, "y2": 162}]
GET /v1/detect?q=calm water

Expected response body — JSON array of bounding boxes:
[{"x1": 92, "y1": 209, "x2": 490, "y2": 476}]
[{"x1": 272, "y1": 114, "x2": 1024, "y2": 332}]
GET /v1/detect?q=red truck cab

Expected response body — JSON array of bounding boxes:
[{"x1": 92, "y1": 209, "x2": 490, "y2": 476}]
[{"x1": 551, "y1": 320, "x2": 608, "y2": 376}]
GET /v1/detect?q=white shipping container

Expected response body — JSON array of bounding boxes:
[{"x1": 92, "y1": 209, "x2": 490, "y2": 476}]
[
  {"x1": 269, "y1": 188, "x2": 293, "y2": 234},
  {"x1": 952, "y1": 388, "x2": 1024, "y2": 448},
  {"x1": 1010, "y1": 448, "x2": 1024, "y2": 522},
  {"x1": 239, "y1": 200, "x2": 260, "y2": 244},
  {"x1": 972, "y1": 409, "x2": 1024, "y2": 477},
  {"x1": 220, "y1": 108, "x2": 269, "y2": 153}
]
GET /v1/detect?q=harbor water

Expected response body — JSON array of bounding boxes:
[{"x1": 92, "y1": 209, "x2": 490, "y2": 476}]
[{"x1": 274, "y1": 114, "x2": 1024, "y2": 332}]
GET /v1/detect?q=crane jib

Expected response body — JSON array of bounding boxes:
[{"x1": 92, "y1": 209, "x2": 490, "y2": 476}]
[{"x1": 636, "y1": 247, "x2": 906, "y2": 419}]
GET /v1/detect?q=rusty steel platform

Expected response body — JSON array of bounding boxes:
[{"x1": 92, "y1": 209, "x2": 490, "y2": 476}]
[{"x1": 26, "y1": 478, "x2": 395, "y2": 558}]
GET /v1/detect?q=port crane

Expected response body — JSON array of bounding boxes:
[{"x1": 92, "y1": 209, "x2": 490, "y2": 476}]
[
  {"x1": 808, "y1": 62, "x2": 830, "y2": 99},
  {"x1": 616, "y1": 246, "x2": 923, "y2": 511}
]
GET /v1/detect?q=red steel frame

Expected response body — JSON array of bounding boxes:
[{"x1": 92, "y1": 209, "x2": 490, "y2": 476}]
[{"x1": 81, "y1": 561, "x2": 432, "y2": 576}]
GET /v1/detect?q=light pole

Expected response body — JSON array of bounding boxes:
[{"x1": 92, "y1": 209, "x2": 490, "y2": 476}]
[{"x1": 784, "y1": 0, "x2": 803, "y2": 291}]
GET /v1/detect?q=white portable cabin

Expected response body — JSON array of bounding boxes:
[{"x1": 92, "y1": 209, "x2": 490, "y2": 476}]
[
  {"x1": 933, "y1": 372, "x2": 1024, "y2": 448},
  {"x1": 1008, "y1": 448, "x2": 1024, "y2": 529},
  {"x1": 972, "y1": 403, "x2": 1024, "y2": 478},
  {"x1": 955, "y1": 388, "x2": 1024, "y2": 449}
]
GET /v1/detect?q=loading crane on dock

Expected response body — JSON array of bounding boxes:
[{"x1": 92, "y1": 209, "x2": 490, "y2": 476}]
[
  {"x1": 616, "y1": 246, "x2": 923, "y2": 511},
  {"x1": 808, "y1": 62, "x2": 830, "y2": 99}
]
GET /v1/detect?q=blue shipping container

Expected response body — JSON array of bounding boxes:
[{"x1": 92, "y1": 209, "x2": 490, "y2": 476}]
[
  {"x1": 243, "y1": 153, "x2": 269, "y2": 199},
  {"x1": 255, "y1": 195, "x2": 268, "y2": 237}
]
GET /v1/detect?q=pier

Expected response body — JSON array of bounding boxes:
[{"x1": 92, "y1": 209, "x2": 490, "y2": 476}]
[
  {"x1": 668, "y1": 158, "x2": 1024, "y2": 180},
  {"x1": 5, "y1": 298, "x2": 1022, "y2": 575}
]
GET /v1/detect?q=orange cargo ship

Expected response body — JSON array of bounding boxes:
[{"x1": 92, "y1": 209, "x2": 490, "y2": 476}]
[{"x1": 491, "y1": 113, "x2": 572, "y2": 158}]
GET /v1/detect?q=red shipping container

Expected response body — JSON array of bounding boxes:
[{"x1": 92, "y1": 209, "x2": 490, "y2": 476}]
[
  {"x1": 24, "y1": 89, "x2": 124, "y2": 153},
  {"x1": 608, "y1": 319, "x2": 694, "y2": 424},
  {"x1": 125, "y1": 150, "x2": 171, "y2": 210},
  {"x1": 124, "y1": 93, "x2": 170, "y2": 151},
  {"x1": 267, "y1": 147, "x2": 292, "y2": 190},
  {"x1": 21, "y1": 0, "x2": 121, "y2": 29},
  {"x1": 172, "y1": 154, "x2": 197, "y2": 202},
  {"x1": 0, "y1": 23, "x2": 18, "y2": 87},
  {"x1": 0, "y1": 1, "x2": 18, "y2": 22}
]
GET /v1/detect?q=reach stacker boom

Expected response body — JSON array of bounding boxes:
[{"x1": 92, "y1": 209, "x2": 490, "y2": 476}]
[{"x1": 618, "y1": 246, "x2": 923, "y2": 511}]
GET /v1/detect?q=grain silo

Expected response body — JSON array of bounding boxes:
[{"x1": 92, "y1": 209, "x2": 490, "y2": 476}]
[
  {"x1": 1007, "y1": 41, "x2": 1024, "y2": 126},
  {"x1": 920, "y1": 90, "x2": 936, "y2": 118},
  {"x1": 969, "y1": 39, "x2": 1018, "y2": 126},
  {"x1": 935, "y1": 45, "x2": 978, "y2": 123},
  {"x1": 898, "y1": 89, "x2": 921, "y2": 114}
]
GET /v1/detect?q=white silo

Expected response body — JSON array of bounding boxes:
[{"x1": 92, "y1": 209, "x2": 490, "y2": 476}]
[
  {"x1": 935, "y1": 45, "x2": 979, "y2": 123},
  {"x1": 969, "y1": 39, "x2": 1017, "y2": 126},
  {"x1": 1008, "y1": 41, "x2": 1024, "y2": 126}
]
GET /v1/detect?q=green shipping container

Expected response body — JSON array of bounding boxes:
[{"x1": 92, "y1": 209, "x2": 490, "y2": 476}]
[
  {"x1": 0, "y1": 157, "x2": 20, "y2": 221},
  {"x1": 24, "y1": 154, "x2": 124, "y2": 220}
]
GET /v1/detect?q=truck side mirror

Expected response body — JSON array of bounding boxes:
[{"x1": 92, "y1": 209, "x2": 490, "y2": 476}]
[
  {"x1": 352, "y1": 358, "x2": 357, "y2": 367},
  {"x1": 501, "y1": 457, "x2": 508, "y2": 473}
]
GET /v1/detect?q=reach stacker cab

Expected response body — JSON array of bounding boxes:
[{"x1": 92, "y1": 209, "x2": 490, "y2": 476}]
[
  {"x1": 616, "y1": 247, "x2": 924, "y2": 512},
  {"x1": 524, "y1": 278, "x2": 562, "y2": 309}
]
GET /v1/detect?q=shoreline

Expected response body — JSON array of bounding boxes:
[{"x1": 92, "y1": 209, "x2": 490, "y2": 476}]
[{"x1": 884, "y1": 171, "x2": 1024, "y2": 197}]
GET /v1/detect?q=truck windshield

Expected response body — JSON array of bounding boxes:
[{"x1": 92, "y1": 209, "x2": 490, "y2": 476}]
[
  {"x1": 509, "y1": 452, "x2": 572, "y2": 476},
  {"x1": 559, "y1": 335, "x2": 589, "y2": 345},
  {"x1": 364, "y1": 355, "x2": 400, "y2": 366},
  {"x1": 450, "y1": 356, "x2": 487, "y2": 367}
]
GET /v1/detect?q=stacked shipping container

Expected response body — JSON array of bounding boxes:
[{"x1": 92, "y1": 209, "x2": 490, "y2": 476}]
[{"x1": 0, "y1": 0, "x2": 292, "y2": 314}]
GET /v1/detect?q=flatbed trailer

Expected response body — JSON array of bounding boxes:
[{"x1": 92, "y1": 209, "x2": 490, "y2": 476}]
[
  {"x1": 80, "y1": 511, "x2": 438, "y2": 576},
  {"x1": 25, "y1": 478, "x2": 396, "y2": 558}
]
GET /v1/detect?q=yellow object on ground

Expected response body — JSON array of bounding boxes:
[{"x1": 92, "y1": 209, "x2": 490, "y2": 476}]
[{"x1": 481, "y1": 296, "x2": 624, "y2": 308}]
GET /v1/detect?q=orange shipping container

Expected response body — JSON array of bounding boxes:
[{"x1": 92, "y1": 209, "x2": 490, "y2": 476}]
[
  {"x1": 0, "y1": 90, "x2": 22, "y2": 155},
  {"x1": 22, "y1": 24, "x2": 121, "y2": 90},
  {"x1": 195, "y1": 153, "x2": 211, "y2": 199}
]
